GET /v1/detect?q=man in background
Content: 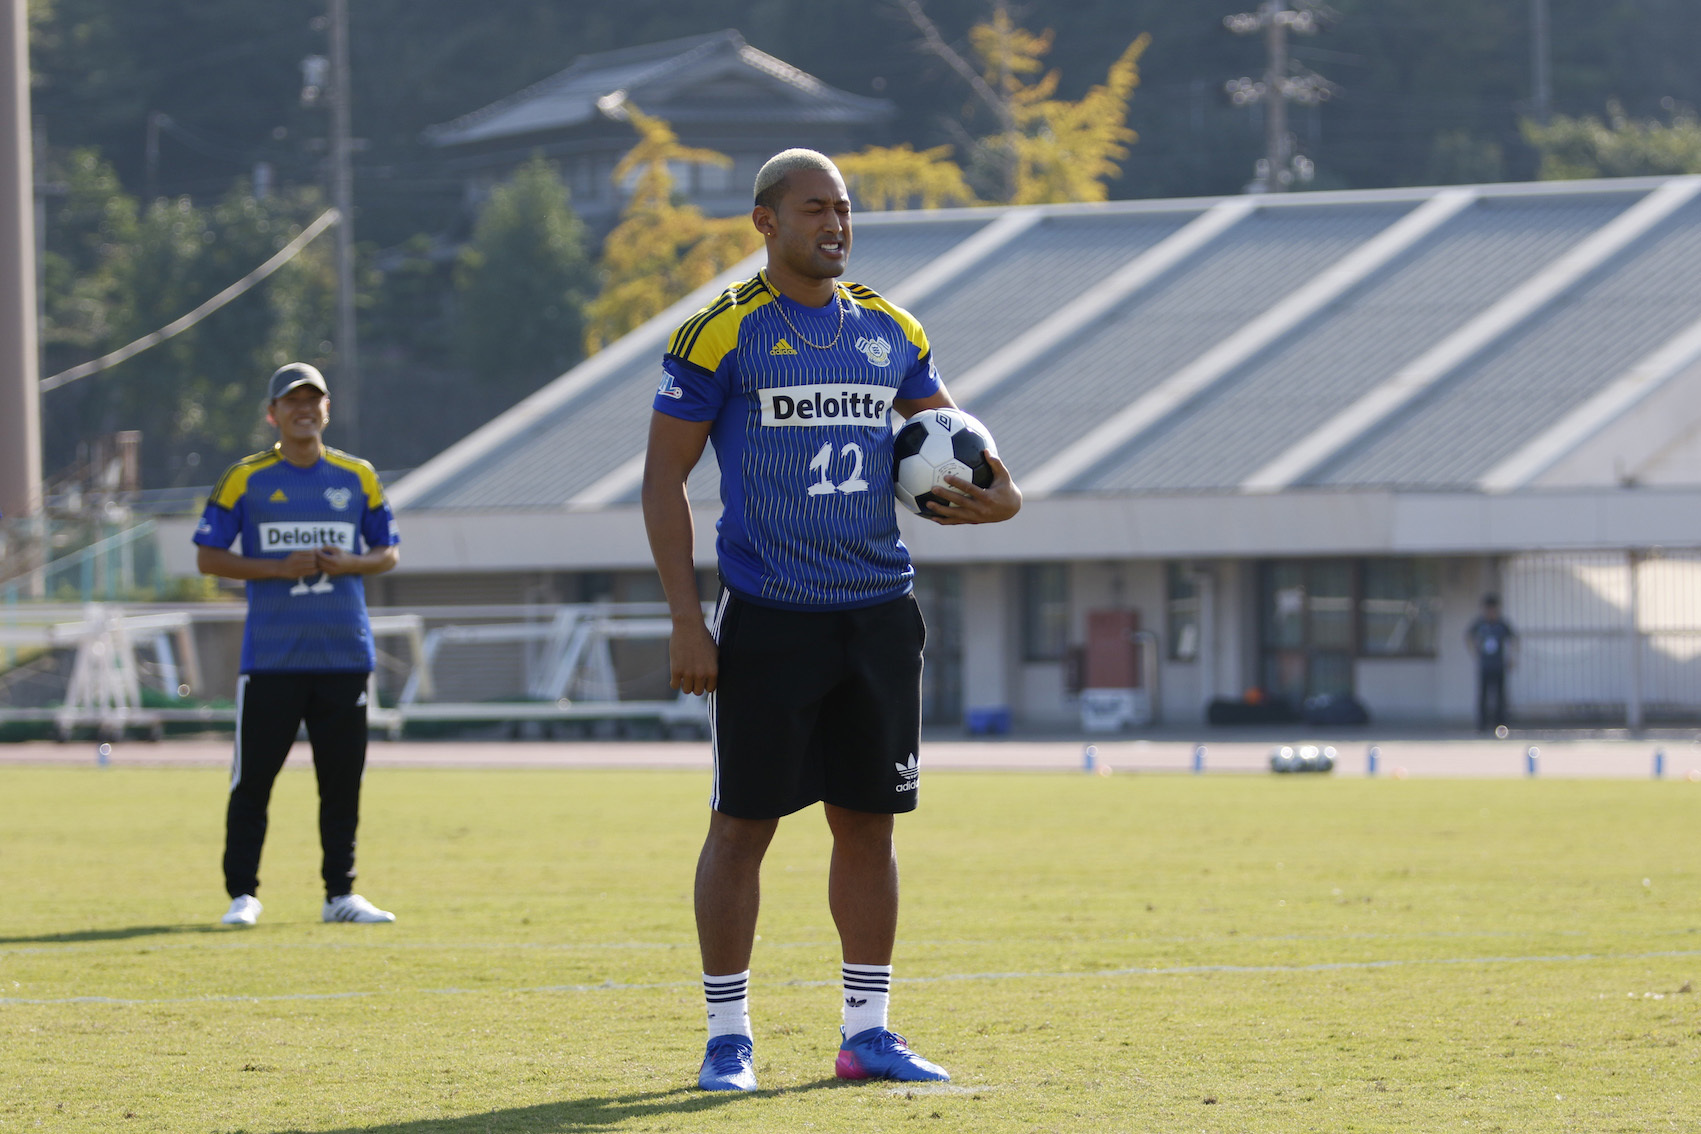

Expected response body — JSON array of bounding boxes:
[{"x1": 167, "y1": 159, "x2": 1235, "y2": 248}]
[{"x1": 1466, "y1": 593, "x2": 1518, "y2": 733}]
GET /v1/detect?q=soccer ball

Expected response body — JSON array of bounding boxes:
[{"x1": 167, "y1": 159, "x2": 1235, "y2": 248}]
[{"x1": 892, "y1": 407, "x2": 997, "y2": 516}]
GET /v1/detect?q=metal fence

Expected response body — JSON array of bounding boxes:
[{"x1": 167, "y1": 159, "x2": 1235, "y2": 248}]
[
  {"x1": 1504, "y1": 550, "x2": 1701, "y2": 726},
  {"x1": 1, "y1": 517, "x2": 169, "y2": 603}
]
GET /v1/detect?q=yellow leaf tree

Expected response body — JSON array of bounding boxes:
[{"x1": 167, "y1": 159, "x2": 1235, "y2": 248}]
[
  {"x1": 583, "y1": 106, "x2": 760, "y2": 354},
  {"x1": 874, "y1": 1, "x2": 1149, "y2": 208},
  {"x1": 834, "y1": 143, "x2": 979, "y2": 210},
  {"x1": 971, "y1": 8, "x2": 1149, "y2": 205}
]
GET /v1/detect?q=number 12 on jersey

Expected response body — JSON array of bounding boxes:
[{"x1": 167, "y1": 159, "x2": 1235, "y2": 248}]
[{"x1": 807, "y1": 441, "x2": 870, "y2": 496}]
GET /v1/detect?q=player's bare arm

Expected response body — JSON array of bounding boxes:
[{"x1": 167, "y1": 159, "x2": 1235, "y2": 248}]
[
  {"x1": 197, "y1": 544, "x2": 319, "y2": 581},
  {"x1": 316, "y1": 544, "x2": 399, "y2": 576},
  {"x1": 895, "y1": 390, "x2": 1022, "y2": 526},
  {"x1": 642, "y1": 411, "x2": 718, "y2": 696}
]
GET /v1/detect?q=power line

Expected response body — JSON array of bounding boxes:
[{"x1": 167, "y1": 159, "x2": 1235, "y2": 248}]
[{"x1": 39, "y1": 207, "x2": 339, "y2": 392}]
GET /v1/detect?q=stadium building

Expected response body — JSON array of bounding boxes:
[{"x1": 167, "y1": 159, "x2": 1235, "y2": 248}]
[{"x1": 164, "y1": 174, "x2": 1701, "y2": 732}]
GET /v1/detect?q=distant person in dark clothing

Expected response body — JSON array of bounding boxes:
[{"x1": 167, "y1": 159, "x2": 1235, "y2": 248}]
[{"x1": 1466, "y1": 594, "x2": 1518, "y2": 732}]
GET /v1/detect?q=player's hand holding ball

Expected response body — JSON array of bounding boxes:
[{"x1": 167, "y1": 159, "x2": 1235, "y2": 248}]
[{"x1": 892, "y1": 407, "x2": 1021, "y2": 525}]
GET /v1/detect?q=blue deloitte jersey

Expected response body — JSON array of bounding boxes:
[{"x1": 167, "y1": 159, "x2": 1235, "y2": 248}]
[
  {"x1": 655, "y1": 271, "x2": 942, "y2": 609},
  {"x1": 193, "y1": 445, "x2": 399, "y2": 673}
]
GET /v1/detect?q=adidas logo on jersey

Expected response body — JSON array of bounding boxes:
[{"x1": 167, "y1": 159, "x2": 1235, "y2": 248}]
[
  {"x1": 269, "y1": 489, "x2": 288, "y2": 502},
  {"x1": 771, "y1": 338, "x2": 798, "y2": 355},
  {"x1": 895, "y1": 754, "x2": 919, "y2": 792}
]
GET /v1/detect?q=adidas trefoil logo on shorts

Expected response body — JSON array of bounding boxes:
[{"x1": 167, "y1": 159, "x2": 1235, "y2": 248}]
[{"x1": 895, "y1": 754, "x2": 919, "y2": 793}]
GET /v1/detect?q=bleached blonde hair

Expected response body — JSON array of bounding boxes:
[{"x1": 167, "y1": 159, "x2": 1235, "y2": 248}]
[{"x1": 754, "y1": 148, "x2": 840, "y2": 210}]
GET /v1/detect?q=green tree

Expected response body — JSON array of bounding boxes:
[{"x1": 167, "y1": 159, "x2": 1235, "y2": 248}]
[
  {"x1": 103, "y1": 187, "x2": 338, "y2": 486},
  {"x1": 39, "y1": 157, "x2": 337, "y2": 487},
  {"x1": 583, "y1": 107, "x2": 759, "y2": 353},
  {"x1": 1523, "y1": 102, "x2": 1701, "y2": 180},
  {"x1": 453, "y1": 155, "x2": 594, "y2": 404}
]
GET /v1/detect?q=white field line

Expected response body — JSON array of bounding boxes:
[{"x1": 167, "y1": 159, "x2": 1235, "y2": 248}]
[
  {"x1": 6, "y1": 946, "x2": 1697, "y2": 1006},
  {"x1": 0, "y1": 925, "x2": 1617, "y2": 956}
]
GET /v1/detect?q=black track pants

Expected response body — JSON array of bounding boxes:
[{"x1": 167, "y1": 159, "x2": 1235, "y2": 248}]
[{"x1": 224, "y1": 671, "x2": 369, "y2": 901}]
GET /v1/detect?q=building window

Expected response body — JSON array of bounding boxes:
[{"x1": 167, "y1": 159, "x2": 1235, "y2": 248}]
[
  {"x1": 1258, "y1": 559, "x2": 1355, "y2": 702},
  {"x1": 1166, "y1": 563, "x2": 1199, "y2": 661},
  {"x1": 1021, "y1": 563, "x2": 1070, "y2": 662},
  {"x1": 1259, "y1": 558, "x2": 1442, "y2": 703},
  {"x1": 1360, "y1": 559, "x2": 1441, "y2": 656}
]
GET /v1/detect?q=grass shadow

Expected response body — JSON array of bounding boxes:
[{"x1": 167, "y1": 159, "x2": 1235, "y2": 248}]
[
  {"x1": 0, "y1": 923, "x2": 229, "y2": 945},
  {"x1": 258, "y1": 1078, "x2": 856, "y2": 1133}
]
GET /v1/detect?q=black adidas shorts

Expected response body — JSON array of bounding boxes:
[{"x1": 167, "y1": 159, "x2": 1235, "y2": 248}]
[{"x1": 708, "y1": 589, "x2": 926, "y2": 820}]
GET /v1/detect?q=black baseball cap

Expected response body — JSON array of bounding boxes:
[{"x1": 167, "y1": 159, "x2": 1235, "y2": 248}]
[{"x1": 267, "y1": 363, "x2": 328, "y2": 401}]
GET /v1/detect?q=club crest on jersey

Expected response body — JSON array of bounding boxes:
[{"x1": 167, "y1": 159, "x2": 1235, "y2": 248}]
[
  {"x1": 323, "y1": 487, "x2": 352, "y2": 511},
  {"x1": 856, "y1": 335, "x2": 893, "y2": 367}
]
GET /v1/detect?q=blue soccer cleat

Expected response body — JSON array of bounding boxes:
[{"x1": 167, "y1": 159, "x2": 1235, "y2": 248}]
[
  {"x1": 698, "y1": 1034, "x2": 758, "y2": 1092},
  {"x1": 834, "y1": 1027, "x2": 950, "y2": 1082}
]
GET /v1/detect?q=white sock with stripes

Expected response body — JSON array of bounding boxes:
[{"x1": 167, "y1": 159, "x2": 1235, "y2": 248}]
[
  {"x1": 703, "y1": 971, "x2": 752, "y2": 1039},
  {"x1": 841, "y1": 962, "x2": 892, "y2": 1038}
]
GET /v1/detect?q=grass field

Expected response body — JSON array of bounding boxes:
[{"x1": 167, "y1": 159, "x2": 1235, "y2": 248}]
[{"x1": 1, "y1": 761, "x2": 1698, "y2": 1133}]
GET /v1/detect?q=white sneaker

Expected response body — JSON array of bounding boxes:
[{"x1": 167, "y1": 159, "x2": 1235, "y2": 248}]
[
  {"x1": 322, "y1": 893, "x2": 396, "y2": 923},
  {"x1": 221, "y1": 895, "x2": 262, "y2": 926}
]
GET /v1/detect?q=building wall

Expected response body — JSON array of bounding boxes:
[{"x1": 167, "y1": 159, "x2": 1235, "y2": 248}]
[{"x1": 185, "y1": 552, "x2": 1654, "y2": 730}]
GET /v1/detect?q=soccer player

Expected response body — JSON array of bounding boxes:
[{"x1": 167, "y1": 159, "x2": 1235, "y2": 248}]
[
  {"x1": 642, "y1": 148, "x2": 1021, "y2": 1092},
  {"x1": 194, "y1": 362, "x2": 401, "y2": 927}
]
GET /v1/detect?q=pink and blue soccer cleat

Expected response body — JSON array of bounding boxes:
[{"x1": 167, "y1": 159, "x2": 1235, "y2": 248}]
[
  {"x1": 698, "y1": 1034, "x2": 758, "y2": 1092},
  {"x1": 834, "y1": 1027, "x2": 950, "y2": 1082}
]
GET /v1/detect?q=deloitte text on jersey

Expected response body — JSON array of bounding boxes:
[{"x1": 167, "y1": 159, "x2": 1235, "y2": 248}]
[
  {"x1": 258, "y1": 521, "x2": 356, "y2": 550},
  {"x1": 761, "y1": 384, "x2": 890, "y2": 427}
]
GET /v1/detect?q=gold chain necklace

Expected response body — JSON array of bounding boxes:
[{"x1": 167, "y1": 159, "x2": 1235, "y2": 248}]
[{"x1": 763, "y1": 274, "x2": 846, "y2": 351}]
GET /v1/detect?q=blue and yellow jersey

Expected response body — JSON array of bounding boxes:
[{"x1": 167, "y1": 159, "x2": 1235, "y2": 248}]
[
  {"x1": 655, "y1": 270, "x2": 942, "y2": 610},
  {"x1": 193, "y1": 445, "x2": 399, "y2": 673}
]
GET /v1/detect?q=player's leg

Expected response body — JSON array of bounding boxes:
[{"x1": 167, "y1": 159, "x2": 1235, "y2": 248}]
[
  {"x1": 693, "y1": 809, "x2": 778, "y2": 1092},
  {"x1": 1488, "y1": 669, "x2": 1508, "y2": 730},
  {"x1": 222, "y1": 673, "x2": 309, "y2": 923},
  {"x1": 303, "y1": 671, "x2": 392, "y2": 923},
  {"x1": 695, "y1": 810, "x2": 780, "y2": 976},
  {"x1": 693, "y1": 592, "x2": 835, "y2": 1090},
  {"x1": 820, "y1": 595, "x2": 947, "y2": 1082},
  {"x1": 824, "y1": 805, "x2": 897, "y2": 965}
]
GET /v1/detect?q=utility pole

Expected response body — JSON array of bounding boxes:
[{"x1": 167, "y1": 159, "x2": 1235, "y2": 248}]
[
  {"x1": 1224, "y1": 1, "x2": 1335, "y2": 192},
  {"x1": 144, "y1": 110, "x2": 163, "y2": 200},
  {"x1": 1264, "y1": 2, "x2": 1291, "y2": 190},
  {"x1": 1530, "y1": 0, "x2": 1552, "y2": 126},
  {"x1": 0, "y1": 0, "x2": 42, "y2": 528},
  {"x1": 327, "y1": 0, "x2": 359, "y2": 448}
]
